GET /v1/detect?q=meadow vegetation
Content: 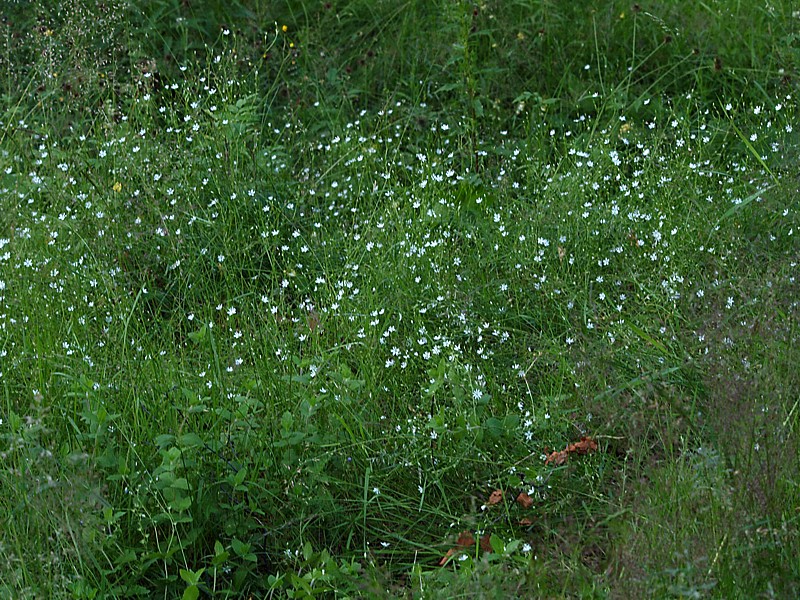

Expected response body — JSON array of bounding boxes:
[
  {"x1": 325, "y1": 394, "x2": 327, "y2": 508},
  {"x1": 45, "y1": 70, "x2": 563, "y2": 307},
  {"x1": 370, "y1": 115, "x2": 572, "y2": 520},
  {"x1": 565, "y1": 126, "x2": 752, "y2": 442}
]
[{"x1": 1, "y1": 1, "x2": 798, "y2": 597}]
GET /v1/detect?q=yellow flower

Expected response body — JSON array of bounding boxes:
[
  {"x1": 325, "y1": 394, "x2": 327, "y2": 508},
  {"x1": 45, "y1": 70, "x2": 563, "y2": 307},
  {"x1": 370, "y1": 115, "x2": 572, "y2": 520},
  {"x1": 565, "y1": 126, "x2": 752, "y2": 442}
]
[
  {"x1": 112, "y1": 182, "x2": 122, "y2": 193},
  {"x1": 281, "y1": 24, "x2": 288, "y2": 32}
]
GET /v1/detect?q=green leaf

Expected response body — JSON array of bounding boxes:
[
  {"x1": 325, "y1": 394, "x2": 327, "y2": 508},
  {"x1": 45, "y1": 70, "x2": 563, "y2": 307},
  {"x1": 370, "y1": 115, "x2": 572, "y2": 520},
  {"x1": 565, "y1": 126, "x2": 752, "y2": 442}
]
[
  {"x1": 231, "y1": 538, "x2": 251, "y2": 557},
  {"x1": 436, "y1": 82, "x2": 463, "y2": 93},
  {"x1": 170, "y1": 496, "x2": 193, "y2": 512},
  {"x1": 155, "y1": 434, "x2": 176, "y2": 449},
  {"x1": 212, "y1": 541, "x2": 229, "y2": 566},
  {"x1": 171, "y1": 477, "x2": 190, "y2": 490},
  {"x1": 178, "y1": 432, "x2": 204, "y2": 448},
  {"x1": 187, "y1": 324, "x2": 208, "y2": 344},
  {"x1": 502, "y1": 414, "x2": 520, "y2": 432},
  {"x1": 180, "y1": 568, "x2": 204, "y2": 585},
  {"x1": 485, "y1": 417, "x2": 503, "y2": 440},
  {"x1": 281, "y1": 411, "x2": 294, "y2": 430},
  {"x1": 233, "y1": 467, "x2": 247, "y2": 487},
  {"x1": 181, "y1": 585, "x2": 199, "y2": 600}
]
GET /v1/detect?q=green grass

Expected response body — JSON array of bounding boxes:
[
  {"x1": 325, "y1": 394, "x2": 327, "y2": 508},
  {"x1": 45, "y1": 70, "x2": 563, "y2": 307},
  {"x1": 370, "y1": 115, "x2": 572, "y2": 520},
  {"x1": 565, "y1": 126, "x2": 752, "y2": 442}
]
[{"x1": 1, "y1": 1, "x2": 799, "y2": 597}]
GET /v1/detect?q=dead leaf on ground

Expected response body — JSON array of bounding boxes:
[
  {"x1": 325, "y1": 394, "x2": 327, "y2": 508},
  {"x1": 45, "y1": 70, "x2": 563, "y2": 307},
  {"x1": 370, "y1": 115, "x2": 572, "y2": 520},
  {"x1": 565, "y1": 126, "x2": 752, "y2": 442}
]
[
  {"x1": 545, "y1": 436, "x2": 598, "y2": 466},
  {"x1": 439, "y1": 531, "x2": 475, "y2": 566},
  {"x1": 455, "y1": 530, "x2": 476, "y2": 548},
  {"x1": 567, "y1": 436, "x2": 598, "y2": 455},
  {"x1": 518, "y1": 517, "x2": 533, "y2": 526},
  {"x1": 515, "y1": 492, "x2": 533, "y2": 509},
  {"x1": 487, "y1": 489, "x2": 504, "y2": 505},
  {"x1": 440, "y1": 530, "x2": 495, "y2": 566},
  {"x1": 545, "y1": 449, "x2": 569, "y2": 466}
]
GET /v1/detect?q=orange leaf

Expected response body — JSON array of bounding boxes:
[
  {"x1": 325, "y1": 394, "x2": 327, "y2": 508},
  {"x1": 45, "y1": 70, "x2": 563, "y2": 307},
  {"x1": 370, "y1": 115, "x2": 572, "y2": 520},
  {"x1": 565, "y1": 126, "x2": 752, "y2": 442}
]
[
  {"x1": 488, "y1": 489, "x2": 504, "y2": 505},
  {"x1": 545, "y1": 449, "x2": 568, "y2": 466},
  {"x1": 439, "y1": 531, "x2": 475, "y2": 566},
  {"x1": 545, "y1": 436, "x2": 598, "y2": 466},
  {"x1": 516, "y1": 492, "x2": 533, "y2": 509},
  {"x1": 455, "y1": 531, "x2": 476, "y2": 548},
  {"x1": 438, "y1": 548, "x2": 456, "y2": 566},
  {"x1": 567, "y1": 436, "x2": 598, "y2": 455}
]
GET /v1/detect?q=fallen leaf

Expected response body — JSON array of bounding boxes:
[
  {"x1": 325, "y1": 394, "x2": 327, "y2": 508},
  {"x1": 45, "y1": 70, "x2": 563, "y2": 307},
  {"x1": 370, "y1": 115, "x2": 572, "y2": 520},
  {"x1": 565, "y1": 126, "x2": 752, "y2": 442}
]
[
  {"x1": 545, "y1": 436, "x2": 598, "y2": 466},
  {"x1": 438, "y1": 549, "x2": 456, "y2": 566},
  {"x1": 439, "y1": 531, "x2": 475, "y2": 566},
  {"x1": 567, "y1": 437, "x2": 598, "y2": 455},
  {"x1": 545, "y1": 449, "x2": 568, "y2": 466},
  {"x1": 518, "y1": 517, "x2": 533, "y2": 526},
  {"x1": 455, "y1": 530, "x2": 476, "y2": 548},
  {"x1": 488, "y1": 489, "x2": 504, "y2": 505},
  {"x1": 479, "y1": 534, "x2": 493, "y2": 553},
  {"x1": 515, "y1": 492, "x2": 533, "y2": 509}
]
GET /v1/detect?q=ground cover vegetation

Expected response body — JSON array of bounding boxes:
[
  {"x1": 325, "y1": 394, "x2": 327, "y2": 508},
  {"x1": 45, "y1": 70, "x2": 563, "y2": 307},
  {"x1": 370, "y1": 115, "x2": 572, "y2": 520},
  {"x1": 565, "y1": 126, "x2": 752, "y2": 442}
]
[{"x1": 1, "y1": 0, "x2": 799, "y2": 597}]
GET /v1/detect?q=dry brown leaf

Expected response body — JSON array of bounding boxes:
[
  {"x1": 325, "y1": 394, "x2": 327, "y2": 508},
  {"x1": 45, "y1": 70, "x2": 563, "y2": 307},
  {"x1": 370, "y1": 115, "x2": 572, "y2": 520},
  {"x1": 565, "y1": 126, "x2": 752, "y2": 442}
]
[
  {"x1": 455, "y1": 530, "x2": 476, "y2": 548},
  {"x1": 438, "y1": 549, "x2": 456, "y2": 566},
  {"x1": 545, "y1": 436, "x2": 598, "y2": 466},
  {"x1": 567, "y1": 436, "x2": 598, "y2": 455},
  {"x1": 479, "y1": 534, "x2": 493, "y2": 553},
  {"x1": 487, "y1": 489, "x2": 504, "y2": 505},
  {"x1": 439, "y1": 531, "x2": 476, "y2": 566},
  {"x1": 545, "y1": 449, "x2": 569, "y2": 466},
  {"x1": 518, "y1": 517, "x2": 533, "y2": 526},
  {"x1": 515, "y1": 492, "x2": 533, "y2": 509}
]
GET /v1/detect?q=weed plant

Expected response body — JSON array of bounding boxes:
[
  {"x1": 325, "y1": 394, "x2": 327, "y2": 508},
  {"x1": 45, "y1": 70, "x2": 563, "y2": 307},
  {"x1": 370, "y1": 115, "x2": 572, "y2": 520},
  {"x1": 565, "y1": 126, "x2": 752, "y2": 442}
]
[{"x1": 1, "y1": 1, "x2": 799, "y2": 597}]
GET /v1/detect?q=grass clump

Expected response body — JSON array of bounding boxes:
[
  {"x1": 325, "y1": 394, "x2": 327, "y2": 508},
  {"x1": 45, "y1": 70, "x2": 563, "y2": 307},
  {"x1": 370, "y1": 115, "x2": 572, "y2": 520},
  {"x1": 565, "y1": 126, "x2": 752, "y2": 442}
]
[{"x1": 1, "y1": 1, "x2": 799, "y2": 597}]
